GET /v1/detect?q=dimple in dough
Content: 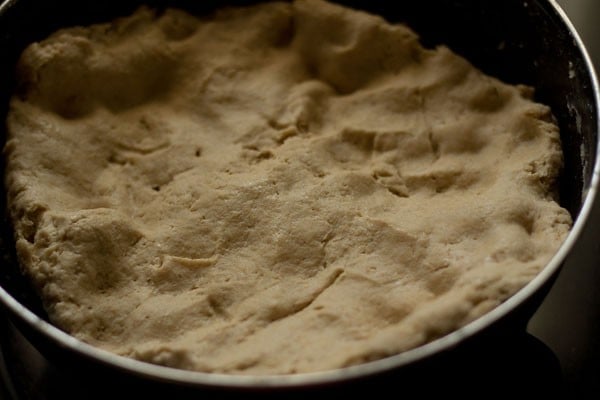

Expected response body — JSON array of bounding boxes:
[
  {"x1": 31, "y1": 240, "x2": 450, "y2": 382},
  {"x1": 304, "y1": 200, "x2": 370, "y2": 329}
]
[{"x1": 5, "y1": 0, "x2": 571, "y2": 375}]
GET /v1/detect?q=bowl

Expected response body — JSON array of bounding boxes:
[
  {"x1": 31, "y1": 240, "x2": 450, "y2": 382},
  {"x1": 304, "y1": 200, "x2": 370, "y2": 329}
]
[{"x1": 0, "y1": 0, "x2": 597, "y2": 397}]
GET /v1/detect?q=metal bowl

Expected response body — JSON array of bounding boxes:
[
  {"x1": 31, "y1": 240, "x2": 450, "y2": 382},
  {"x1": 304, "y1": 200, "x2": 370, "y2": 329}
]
[{"x1": 0, "y1": 0, "x2": 597, "y2": 397}]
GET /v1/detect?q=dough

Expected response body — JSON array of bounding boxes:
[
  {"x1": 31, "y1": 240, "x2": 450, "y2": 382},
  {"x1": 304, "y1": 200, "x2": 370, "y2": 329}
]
[{"x1": 5, "y1": 0, "x2": 571, "y2": 374}]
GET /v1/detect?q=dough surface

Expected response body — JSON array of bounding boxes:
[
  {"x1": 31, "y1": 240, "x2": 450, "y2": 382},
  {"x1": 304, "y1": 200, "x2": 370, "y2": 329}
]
[{"x1": 5, "y1": 0, "x2": 571, "y2": 374}]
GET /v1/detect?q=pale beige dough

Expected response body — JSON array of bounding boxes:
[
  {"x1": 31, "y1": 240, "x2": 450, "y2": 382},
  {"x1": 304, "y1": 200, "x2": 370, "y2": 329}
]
[{"x1": 5, "y1": 0, "x2": 571, "y2": 374}]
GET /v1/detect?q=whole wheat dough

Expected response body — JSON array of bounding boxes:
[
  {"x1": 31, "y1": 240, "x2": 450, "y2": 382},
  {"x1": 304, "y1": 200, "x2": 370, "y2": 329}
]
[{"x1": 5, "y1": 0, "x2": 571, "y2": 374}]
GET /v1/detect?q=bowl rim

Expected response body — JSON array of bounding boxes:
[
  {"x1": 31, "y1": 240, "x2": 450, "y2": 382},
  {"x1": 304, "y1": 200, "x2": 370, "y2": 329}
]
[{"x1": 0, "y1": 0, "x2": 598, "y2": 389}]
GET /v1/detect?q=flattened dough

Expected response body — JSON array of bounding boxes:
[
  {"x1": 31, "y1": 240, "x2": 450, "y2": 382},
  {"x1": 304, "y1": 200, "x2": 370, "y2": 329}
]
[{"x1": 5, "y1": 0, "x2": 571, "y2": 374}]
